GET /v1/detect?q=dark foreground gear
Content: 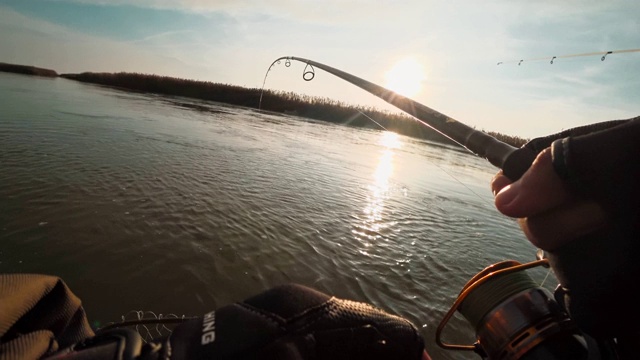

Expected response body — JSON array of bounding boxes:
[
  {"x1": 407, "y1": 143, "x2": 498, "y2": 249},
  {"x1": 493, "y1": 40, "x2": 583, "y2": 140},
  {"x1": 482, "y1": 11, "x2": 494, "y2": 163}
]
[
  {"x1": 166, "y1": 283, "x2": 426, "y2": 360},
  {"x1": 0, "y1": 275, "x2": 426, "y2": 360}
]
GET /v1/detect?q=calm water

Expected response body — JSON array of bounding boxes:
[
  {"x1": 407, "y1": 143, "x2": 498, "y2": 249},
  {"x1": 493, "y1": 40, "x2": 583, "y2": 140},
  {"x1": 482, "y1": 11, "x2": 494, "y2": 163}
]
[{"x1": 0, "y1": 73, "x2": 550, "y2": 359}]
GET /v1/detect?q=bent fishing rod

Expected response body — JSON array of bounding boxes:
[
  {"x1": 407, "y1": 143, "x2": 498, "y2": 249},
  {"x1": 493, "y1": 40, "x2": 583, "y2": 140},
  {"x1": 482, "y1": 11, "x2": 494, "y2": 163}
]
[
  {"x1": 261, "y1": 56, "x2": 536, "y2": 180},
  {"x1": 261, "y1": 57, "x2": 637, "y2": 359}
]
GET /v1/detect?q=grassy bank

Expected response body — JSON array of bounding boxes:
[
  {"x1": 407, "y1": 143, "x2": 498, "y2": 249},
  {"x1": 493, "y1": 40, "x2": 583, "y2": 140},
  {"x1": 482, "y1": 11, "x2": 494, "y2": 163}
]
[
  {"x1": 0, "y1": 62, "x2": 58, "y2": 77},
  {"x1": 60, "y1": 71, "x2": 529, "y2": 147}
]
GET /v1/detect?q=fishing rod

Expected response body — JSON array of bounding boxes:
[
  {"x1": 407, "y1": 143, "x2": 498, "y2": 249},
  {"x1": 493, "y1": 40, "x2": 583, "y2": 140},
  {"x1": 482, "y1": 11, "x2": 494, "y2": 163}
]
[
  {"x1": 497, "y1": 48, "x2": 640, "y2": 65},
  {"x1": 260, "y1": 56, "x2": 536, "y2": 181},
  {"x1": 261, "y1": 56, "x2": 636, "y2": 360}
]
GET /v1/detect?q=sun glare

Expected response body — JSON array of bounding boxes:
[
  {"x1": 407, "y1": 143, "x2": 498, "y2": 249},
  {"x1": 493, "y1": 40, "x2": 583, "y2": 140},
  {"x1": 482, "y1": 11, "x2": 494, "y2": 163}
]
[
  {"x1": 384, "y1": 57, "x2": 426, "y2": 98},
  {"x1": 379, "y1": 131, "x2": 401, "y2": 149}
]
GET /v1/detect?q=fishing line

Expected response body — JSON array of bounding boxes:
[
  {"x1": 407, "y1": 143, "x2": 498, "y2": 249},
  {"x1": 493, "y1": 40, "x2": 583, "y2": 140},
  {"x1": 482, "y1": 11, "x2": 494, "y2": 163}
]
[
  {"x1": 261, "y1": 60, "x2": 494, "y2": 207},
  {"x1": 98, "y1": 310, "x2": 196, "y2": 342},
  {"x1": 359, "y1": 109, "x2": 494, "y2": 207},
  {"x1": 354, "y1": 109, "x2": 387, "y2": 131},
  {"x1": 497, "y1": 47, "x2": 640, "y2": 66},
  {"x1": 259, "y1": 59, "x2": 316, "y2": 110},
  {"x1": 540, "y1": 266, "x2": 553, "y2": 288},
  {"x1": 260, "y1": 56, "x2": 532, "y2": 183},
  {"x1": 261, "y1": 56, "x2": 555, "y2": 294}
]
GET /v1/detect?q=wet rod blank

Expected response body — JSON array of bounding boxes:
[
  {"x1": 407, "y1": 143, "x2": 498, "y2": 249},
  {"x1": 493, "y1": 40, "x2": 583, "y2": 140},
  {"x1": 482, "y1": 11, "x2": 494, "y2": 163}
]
[{"x1": 261, "y1": 56, "x2": 536, "y2": 180}]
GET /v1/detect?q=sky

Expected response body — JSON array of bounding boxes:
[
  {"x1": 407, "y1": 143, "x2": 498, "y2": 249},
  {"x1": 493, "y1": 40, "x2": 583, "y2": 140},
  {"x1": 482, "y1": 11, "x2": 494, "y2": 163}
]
[{"x1": 0, "y1": 0, "x2": 638, "y2": 138}]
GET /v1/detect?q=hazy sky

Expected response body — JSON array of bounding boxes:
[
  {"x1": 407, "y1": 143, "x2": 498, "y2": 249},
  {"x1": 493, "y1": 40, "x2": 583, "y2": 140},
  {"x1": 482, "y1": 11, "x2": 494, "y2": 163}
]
[{"x1": 1, "y1": 0, "x2": 638, "y2": 138}]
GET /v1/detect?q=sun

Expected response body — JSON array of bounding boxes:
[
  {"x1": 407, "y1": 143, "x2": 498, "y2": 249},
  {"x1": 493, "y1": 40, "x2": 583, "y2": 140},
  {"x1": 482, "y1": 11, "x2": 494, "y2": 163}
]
[{"x1": 384, "y1": 57, "x2": 426, "y2": 98}]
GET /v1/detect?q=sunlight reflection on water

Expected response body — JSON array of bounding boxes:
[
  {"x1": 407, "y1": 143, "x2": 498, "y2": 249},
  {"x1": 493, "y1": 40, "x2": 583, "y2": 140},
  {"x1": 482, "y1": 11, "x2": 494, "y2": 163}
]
[
  {"x1": 370, "y1": 133, "x2": 398, "y2": 230},
  {"x1": 0, "y1": 74, "x2": 547, "y2": 360}
]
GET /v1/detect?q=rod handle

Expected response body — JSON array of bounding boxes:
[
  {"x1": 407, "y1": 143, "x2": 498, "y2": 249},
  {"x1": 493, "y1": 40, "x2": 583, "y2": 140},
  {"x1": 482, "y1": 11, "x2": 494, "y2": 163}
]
[{"x1": 501, "y1": 147, "x2": 537, "y2": 181}]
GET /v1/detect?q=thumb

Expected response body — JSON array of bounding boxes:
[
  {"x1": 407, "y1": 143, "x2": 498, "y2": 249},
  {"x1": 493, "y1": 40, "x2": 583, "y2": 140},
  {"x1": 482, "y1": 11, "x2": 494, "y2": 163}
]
[{"x1": 494, "y1": 148, "x2": 571, "y2": 218}]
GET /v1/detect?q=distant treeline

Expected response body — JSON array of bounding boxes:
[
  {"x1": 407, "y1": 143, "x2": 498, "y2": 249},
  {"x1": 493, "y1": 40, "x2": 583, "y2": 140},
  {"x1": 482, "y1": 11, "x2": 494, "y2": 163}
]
[
  {"x1": 486, "y1": 131, "x2": 529, "y2": 148},
  {"x1": 60, "y1": 72, "x2": 529, "y2": 147},
  {"x1": 0, "y1": 62, "x2": 58, "y2": 77}
]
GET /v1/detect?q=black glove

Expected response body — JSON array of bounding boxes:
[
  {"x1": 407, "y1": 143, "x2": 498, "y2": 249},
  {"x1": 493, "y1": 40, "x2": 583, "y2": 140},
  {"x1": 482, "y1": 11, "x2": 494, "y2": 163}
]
[
  {"x1": 46, "y1": 283, "x2": 426, "y2": 360},
  {"x1": 520, "y1": 117, "x2": 640, "y2": 340},
  {"x1": 165, "y1": 283, "x2": 425, "y2": 360}
]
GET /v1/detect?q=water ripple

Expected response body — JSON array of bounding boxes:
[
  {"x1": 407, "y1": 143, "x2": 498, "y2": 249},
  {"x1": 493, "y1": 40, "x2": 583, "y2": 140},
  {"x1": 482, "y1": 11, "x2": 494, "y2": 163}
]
[{"x1": 0, "y1": 74, "x2": 542, "y2": 360}]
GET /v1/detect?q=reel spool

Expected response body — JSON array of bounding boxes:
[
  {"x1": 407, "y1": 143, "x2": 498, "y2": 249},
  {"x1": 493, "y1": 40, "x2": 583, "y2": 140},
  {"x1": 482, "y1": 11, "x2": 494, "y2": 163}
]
[{"x1": 436, "y1": 259, "x2": 589, "y2": 360}]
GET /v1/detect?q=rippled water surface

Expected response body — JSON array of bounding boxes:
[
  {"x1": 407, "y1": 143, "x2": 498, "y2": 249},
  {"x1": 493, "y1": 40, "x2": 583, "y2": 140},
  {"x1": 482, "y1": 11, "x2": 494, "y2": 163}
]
[{"x1": 0, "y1": 73, "x2": 549, "y2": 359}]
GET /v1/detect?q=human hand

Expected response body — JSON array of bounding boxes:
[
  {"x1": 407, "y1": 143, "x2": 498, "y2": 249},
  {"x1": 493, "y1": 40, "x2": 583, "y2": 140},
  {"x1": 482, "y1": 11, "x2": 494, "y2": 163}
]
[
  {"x1": 491, "y1": 148, "x2": 608, "y2": 251},
  {"x1": 489, "y1": 118, "x2": 640, "y2": 339}
]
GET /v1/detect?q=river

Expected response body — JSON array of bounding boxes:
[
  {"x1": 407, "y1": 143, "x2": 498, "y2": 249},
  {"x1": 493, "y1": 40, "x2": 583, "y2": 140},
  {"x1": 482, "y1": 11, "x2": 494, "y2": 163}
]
[{"x1": 0, "y1": 72, "x2": 552, "y2": 359}]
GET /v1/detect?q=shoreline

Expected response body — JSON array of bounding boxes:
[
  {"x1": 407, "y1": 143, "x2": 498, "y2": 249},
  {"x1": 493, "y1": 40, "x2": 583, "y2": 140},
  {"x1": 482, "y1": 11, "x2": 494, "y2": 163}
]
[
  {"x1": 0, "y1": 61, "x2": 529, "y2": 147},
  {"x1": 0, "y1": 62, "x2": 58, "y2": 78}
]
